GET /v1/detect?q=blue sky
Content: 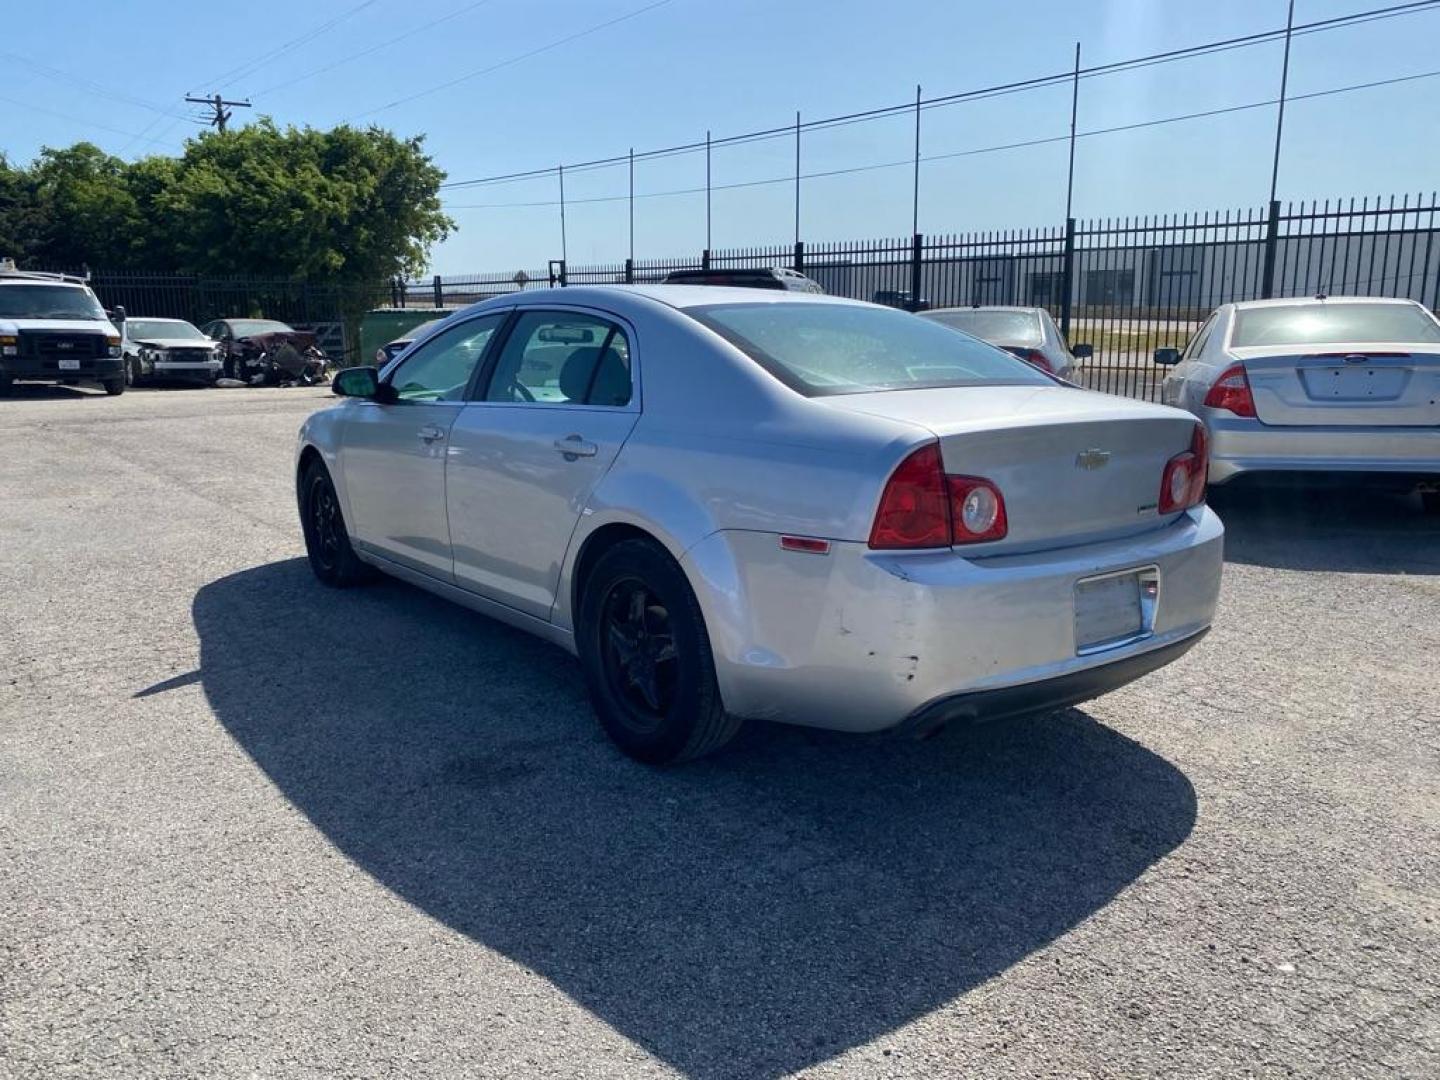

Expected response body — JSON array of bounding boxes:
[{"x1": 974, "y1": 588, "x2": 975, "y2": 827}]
[{"x1": 4, "y1": 0, "x2": 1439, "y2": 273}]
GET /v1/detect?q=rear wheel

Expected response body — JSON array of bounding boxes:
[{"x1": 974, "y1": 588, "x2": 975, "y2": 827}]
[
  {"x1": 577, "y1": 539, "x2": 740, "y2": 764},
  {"x1": 300, "y1": 459, "x2": 374, "y2": 587}
]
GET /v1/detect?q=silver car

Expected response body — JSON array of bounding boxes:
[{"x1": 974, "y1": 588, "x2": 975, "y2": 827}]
[
  {"x1": 921, "y1": 305, "x2": 1092, "y2": 380},
  {"x1": 1157, "y1": 296, "x2": 1440, "y2": 510},
  {"x1": 121, "y1": 317, "x2": 222, "y2": 386},
  {"x1": 296, "y1": 287, "x2": 1223, "y2": 763}
]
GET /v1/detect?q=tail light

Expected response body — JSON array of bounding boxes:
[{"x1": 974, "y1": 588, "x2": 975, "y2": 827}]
[
  {"x1": 1004, "y1": 346, "x2": 1053, "y2": 374},
  {"x1": 870, "y1": 443, "x2": 1008, "y2": 549},
  {"x1": 1158, "y1": 423, "x2": 1209, "y2": 514},
  {"x1": 1203, "y1": 363, "x2": 1256, "y2": 417}
]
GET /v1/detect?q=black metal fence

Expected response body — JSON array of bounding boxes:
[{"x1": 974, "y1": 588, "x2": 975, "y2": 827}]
[
  {"x1": 55, "y1": 271, "x2": 391, "y2": 365},
  {"x1": 402, "y1": 192, "x2": 1440, "y2": 401}
]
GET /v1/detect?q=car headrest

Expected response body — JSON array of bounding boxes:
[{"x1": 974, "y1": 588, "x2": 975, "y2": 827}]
[{"x1": 559, "y1": 346, "x2": 631, "y2": 406}]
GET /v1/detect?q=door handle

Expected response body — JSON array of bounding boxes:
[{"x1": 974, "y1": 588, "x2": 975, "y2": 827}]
[
  {"x1": 418, "y1": 424, "x2": 447, "y2": 443},
  {"x1": 554, "y1": 434, "x2": 598, "y2": 459}
]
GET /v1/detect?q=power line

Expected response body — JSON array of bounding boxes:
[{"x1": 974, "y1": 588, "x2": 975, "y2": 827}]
[
  {"x1": 438, "y1": 0, "x2": 1440, "y2": 192},
  {"x1": 344, "y1": 0, "x2": 679, "y2": 121},
  {"x1": 0, "y1": 93, "x2": 178, "y2": 147},
  {"x1": 211, "y1": 0, "x2": 382, "y2": 92},
  {"x1": 0, "y1": 53, "x2": 188, "y2": 119},
  {"x1": 441, "y1": 68, "x2": 1440, "y2": 210},
  {"x1": 252, "y1": 0, "x2": 501, "y2": 98}
]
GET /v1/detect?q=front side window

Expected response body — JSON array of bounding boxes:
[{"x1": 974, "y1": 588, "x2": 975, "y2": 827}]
[
  {"x1": 0, "y1": 284, "x2": 107, "y2": 321},
  {"x1": 1231, "y1": 303, "x2": 1440, "y2": 347},
  {"x1": 386, "y1": 314, "x2": 503, "y2": 402},
  {"x1": 690, "y1": 302, "x2": 1051, "y2": 396},
  {"x1": 483, "y1": 311, "x2": 632, "y2": 406}
]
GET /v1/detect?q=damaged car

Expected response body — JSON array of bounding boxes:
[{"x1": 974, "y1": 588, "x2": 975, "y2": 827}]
[
  {"x1": 121, "y1": 317, "x2": 222, "y2": 386},
  {"x1": 201, "y1": 318, "x2": 330, "y2": 385}
]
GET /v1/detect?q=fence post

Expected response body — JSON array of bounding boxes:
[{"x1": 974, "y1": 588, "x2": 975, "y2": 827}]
[
  {"x1": 1261, "y1": 199, "x2": 1281, "y2": 299},
  {"x1": 1060, "y1": 217, "x2": 1076, "y2": 341},
  {"x1": 909, "y1": 233, "x2": 923, "y2": 311},
  {"x1": 432, "y1": 274, "x2": 443, "y2": 309},
  {"x1": 625, "y1": 258, "x2": 634, "y2": 285},
  {"x1": 793, "y1": 240, "x2": 805, "y2": 274},
  {"x1": 702, "y1": 249, "x2": 711, "y2": 270}
]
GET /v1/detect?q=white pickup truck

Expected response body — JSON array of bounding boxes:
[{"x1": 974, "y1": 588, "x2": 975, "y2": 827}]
[{"x1": 0, "y1": 264, "x2": 126, "y2": 396}]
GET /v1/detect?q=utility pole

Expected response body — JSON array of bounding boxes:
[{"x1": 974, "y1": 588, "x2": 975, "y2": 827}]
[
  {"x1": 1065, "y1": 42, "x2": 1081, "y2": 223},
  {"x1": 1268, "y1": 0, "x2": 1296, "y2": 204},
  {"x1": 185, "y1": 93, "x2": 251, "y2": 133},
  {"x1": 911, "y1": 85, "x2": 922, "y2": 238}
]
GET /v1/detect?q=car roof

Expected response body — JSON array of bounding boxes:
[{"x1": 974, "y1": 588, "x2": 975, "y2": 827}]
[
  {"x1": 128, "y1": 316, "x2": 189, "y2": 323},
  {"x1": 0, "y1": 279, "x2": 88, "y2": 288},
  {"x1": 1229, "y1": 295, "x2": 1421, "y2": 311},
  {"x1": 476, "y1": 284, "x2": 869, "y2": 314},
  {"x1": 925, "y1": 305, "x2": 1042, "y2": 315}
]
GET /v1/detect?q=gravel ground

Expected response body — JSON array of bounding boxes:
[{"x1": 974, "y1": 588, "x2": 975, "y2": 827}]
[{"x1": 2, "y1": 383, "x2": 1437, "y2": 1079}]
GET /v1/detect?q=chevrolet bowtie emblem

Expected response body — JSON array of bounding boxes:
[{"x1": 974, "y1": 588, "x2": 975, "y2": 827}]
[{"x1": 1075, "y1": 448, "x2": 1111, "y2": 470}]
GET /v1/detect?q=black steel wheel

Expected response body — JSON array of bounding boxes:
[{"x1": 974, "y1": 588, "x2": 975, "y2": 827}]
[
  {"x1": 300, "y1": 460, "x2": 374, "y2": 587},
  {"x1": 578, "y1": 538, "x2": 740, "y2": 764}
]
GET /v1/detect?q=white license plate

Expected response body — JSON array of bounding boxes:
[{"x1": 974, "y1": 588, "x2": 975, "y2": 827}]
[
  {"x1": 58, "y1": 358, "x2": 81, "y2": 371},
  {"x1": 1074, "y1": 572, "x2": 1144, "y2": 653}
]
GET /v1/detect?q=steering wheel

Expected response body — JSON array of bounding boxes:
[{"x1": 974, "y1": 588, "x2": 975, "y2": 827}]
[{"x1": 511, "y1": 382, "x2": 535, "y2": 403}]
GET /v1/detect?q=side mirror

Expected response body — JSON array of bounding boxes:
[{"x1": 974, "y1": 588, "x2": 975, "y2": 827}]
[
  {"x1": 1153, "y1": 347, "x2": 1182, "y2": 366},
  {"x1": 113, "y1": 305, "x2": 126, "y2": 323},
  {"x1": 332, "y1": 366, "x2": 381, "y2": 399},
  {"x1": 1070, "y1": 342, "x2": 1094, "y2": 360}
]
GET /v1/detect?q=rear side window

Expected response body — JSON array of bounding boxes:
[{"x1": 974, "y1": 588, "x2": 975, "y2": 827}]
[
  {"x1": 690, "y1": 302, "x2": 1051, "y2": 396},
  {"x1": 926, "y1": 309, "x2": 1043, "y2": 345},
  {"x1": 1232, "y1": 303, "x2": 1440, "y2": 347}
]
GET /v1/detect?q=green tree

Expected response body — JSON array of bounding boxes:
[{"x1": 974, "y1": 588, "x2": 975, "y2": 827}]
[
  {"x1": 157, "y1": 119, "x2": 452, "y2": 283},
  {"x1": 28, "y1": 143, "x2": 145, "y2": 269},
  {"x1": 0, "y1": 155, "x2": 45, "y2": 263}
]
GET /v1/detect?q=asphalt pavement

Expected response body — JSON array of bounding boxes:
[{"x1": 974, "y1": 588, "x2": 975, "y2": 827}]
[{"x1": 2, "y1": 382, "x2": 1437, "y2": 1078}]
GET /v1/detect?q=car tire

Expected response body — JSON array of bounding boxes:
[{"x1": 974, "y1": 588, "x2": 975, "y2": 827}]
[
  {"x1": 299, "y1": 459, "x2": 375, "y2": 588},
  {"x1": 125, "y1": 357, "x2": 140, "y2": 387},
  {"x1": 0, "y1": 376, "x2": 12, "y2": 397},
  {"x1": 577, "y1": 538, "x2": 740, "y2": 764},
  {"x1": 103, "y1": 377, "x2": 125, "y2": 396}
]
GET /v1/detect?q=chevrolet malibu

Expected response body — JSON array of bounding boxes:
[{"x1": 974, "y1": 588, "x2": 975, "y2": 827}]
[{"x1": 296, "y1": 287, "x2": 1224, "y2": 763}]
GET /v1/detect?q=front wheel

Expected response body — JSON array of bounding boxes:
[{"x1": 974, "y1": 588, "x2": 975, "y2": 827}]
[
  {"x1": 577, "y1": 539, "x2": 740, "y2": 764},
  {"x1": 103, "y1": 377, "x2": 125, "y2": 396},
  {"x1": 299, "y1": 460, "x2": 374, "y2": 587}
]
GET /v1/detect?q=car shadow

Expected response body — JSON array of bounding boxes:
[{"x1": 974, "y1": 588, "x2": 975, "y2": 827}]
[
  {"x1": 1211, "y1": 483, "x2": 1440, "y2": 574},
  {"x1": 0, "y1": 382, "x2": 106, "y2": 400},
  {"x1": 190, "y1": 559, "x2": 1197, "y2": 1078}
]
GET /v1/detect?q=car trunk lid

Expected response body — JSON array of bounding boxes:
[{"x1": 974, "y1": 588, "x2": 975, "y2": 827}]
[
  {"x1": 821, "y1": 385, "x2": 1199, "y2": 552},
  {"x1": 1231, "y1": 344, "x2": 1440, "y2": 427}
]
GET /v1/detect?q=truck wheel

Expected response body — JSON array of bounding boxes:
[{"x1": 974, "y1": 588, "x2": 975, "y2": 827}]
[
  {"x1": 103, "y1": 377, "x2": 126, "y2": 396},
  {"x1": 0, "y1": 376, "x2": 13, "y2": 397}
]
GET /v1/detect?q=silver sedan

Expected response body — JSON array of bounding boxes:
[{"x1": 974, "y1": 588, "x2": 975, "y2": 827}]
[
  {"x1": 921, "y1": 305, "x2": 1091, "y2": 380},
  {"x1": 296, "y1": 287, "x2": 1223, "y2": 763},
  {"x1": 1157, "y1": 296, "x2": 1440, "y2": 510}
]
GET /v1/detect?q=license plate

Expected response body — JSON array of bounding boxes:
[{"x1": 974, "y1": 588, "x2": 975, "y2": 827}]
[
  {"x1": 58, "y1": 358, "x2": 81, "y2": 371},
  {"x1": 1301, "y1": 366, "x2": 1406, "y2": 400},
  {"x1": 1074, "y1": 571, "x2": 1145, "y2": 653}
]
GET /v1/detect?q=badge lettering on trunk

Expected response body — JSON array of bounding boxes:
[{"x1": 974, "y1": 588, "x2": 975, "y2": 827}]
[{"x1": 1075, "y1": 448, "x2": 1111, "y2": 470}]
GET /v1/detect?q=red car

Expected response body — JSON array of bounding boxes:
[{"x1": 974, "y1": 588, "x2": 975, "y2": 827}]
[{"x1": 199, "y1": 318, "x2": 329, "y2": 385}]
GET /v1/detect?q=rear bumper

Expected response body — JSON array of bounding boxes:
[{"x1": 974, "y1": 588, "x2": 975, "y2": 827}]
[
  {"x1": 898, "y1": 629, "x2": 1207, "y2": 734},
  {"x1": 681, "y1": 506, "x2": 1224, "y2": 733},
  {"x1": 1206, "y1": 413, "x2": 1440, "y2": 484}
]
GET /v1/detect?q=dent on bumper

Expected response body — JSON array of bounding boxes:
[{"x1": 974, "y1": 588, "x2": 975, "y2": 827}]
[{"x1": 682, "y1": 507, "x2": 1224, "y2": 733}]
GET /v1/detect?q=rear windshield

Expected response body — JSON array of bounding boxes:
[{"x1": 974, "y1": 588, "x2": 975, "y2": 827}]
[
  {"x1": 1232, "y1": 303, "x2": 1440, "y2": 347},
  {"x1": 128, "y1": 319, "x2": 207, "y2": 340},
  {"x1": 0, "y1": 284, "x2": 107, "y2": 321},
  {"x1": 689, "y1": 302, "x2": 1052, "y2": 396},
  {"x1": 229, "y1": 319, "x2": 294, "y2": 336},
  {"x1": 925, "y1": 309, "x2": 1043, "y2": 345}
]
